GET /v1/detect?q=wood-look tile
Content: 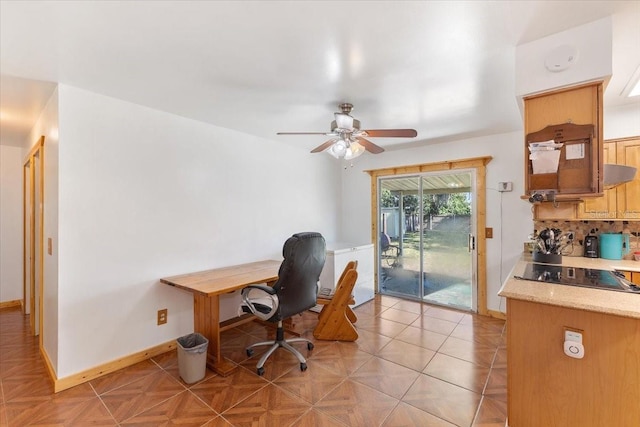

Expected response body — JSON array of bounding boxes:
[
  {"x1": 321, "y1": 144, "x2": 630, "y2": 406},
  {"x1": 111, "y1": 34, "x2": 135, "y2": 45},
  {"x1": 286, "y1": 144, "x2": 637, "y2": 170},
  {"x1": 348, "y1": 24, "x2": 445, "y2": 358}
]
[
  {"x1": 90, "y1": 360, "x2": 161, "y2": 395},
  {"x1": 151, "y1": 349, "x2": 178, "y2": 369},
  {"x1": 350, "y1": 357, "x2": 420, "y2": 399},
  {"x1": 472, "y1": 396, "x2": 507, "y2": 427},
  {"x1": 439, "y1": 336, "x2": 497, "y2": 367},
  {"x1": 290, "y1": 408, "x2": 349, "y2": 426},
  {"x1": 222, "y1": 383, "x2": 311, "y2": 427},
  {"x1": 376, "y1": 339, "x2": 436, "y2": 372},
  {"x1": 1, "y1": 370, "x2": 55, "y2": 402},
  {"x1": 5, "y1": 395, "x2": 116, "y2": 426},
  {"x1": 350, "y1": 328, "x2": 393, "y2": 355},
  {"x1": 307, "y1": 342, "x2": 371, "y2": 376},
  {"x1": 190, "y1": 366, "x2": 268, "y2": 414},
  {"x1": 423, "y1": 353, "x2": 490, "y2": 393},
  {"x1": 450, "y1": 323, "x2": 503, "y2": 347},
  {"x1": 423, "y1": 306, "x2": 466, "y2": 323},
  {"x1": 382, "y1": 401, "x2": 456, "y2": 427},
  {"x1": 403, "y1": 374, "x2": 481, "y2": 427},
  {"x1": 483, "y1": 367, "x2": 507, "y2": 403},
  {"x1": 378, "y1": 295, "x2": 403, "y2": 307},
  {"x1": 274, "y1": 363, "x2": 345, "y2": 404},
  {"x1": 353, "y1": 301, "x2": 388, "y2": 317},
  {"x1": 493, "y1": 347, "x2": 507, "y2": 369},
  {"x1": 391, "y1": 300, "x2": 426, "y2": 314},
  {"x1": 0, "y1": 294, "x2": 509, "y2": 427},
  {"x1": 315, "y1": 380, "x2": 398, "y2": 426},
  {"x1": 357, "y1": 317, "x2": 408, "y2": 338},
  {"x1": 379, "y1": 308, "x2": 421, "y2": 325},
  {"x1": 100, "y1": 370, "x2": 186, "y2": 422},
  {"x1": 395, "y1": 325, "x2": 448, "y2": 351},
  {"x1": 411, "y1": 315, "x2": 458, "y2": 336},
  {"x1": 120, "y1": 390, "x2": 217, "y2": 426},
  {"x1": 240, "y1": 345, "x2": 304, "y2": 381},
  {"x1": 202, "y1": 415, "x2": 235, "y2": 426}
]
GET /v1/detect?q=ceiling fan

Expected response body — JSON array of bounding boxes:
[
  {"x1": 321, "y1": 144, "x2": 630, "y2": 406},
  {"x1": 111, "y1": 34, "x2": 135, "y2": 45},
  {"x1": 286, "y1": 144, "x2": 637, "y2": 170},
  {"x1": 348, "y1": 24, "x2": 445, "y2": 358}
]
[{"x1": 277, "y1": 103, "x2": 417, "y2": 159}]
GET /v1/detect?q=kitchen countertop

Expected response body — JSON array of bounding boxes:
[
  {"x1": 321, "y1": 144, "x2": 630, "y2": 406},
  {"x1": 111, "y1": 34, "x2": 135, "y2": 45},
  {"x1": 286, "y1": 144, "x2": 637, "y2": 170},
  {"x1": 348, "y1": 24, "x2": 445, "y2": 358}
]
[{"x1": 498, "y1": 254, "x2": 640, "y2": 319}]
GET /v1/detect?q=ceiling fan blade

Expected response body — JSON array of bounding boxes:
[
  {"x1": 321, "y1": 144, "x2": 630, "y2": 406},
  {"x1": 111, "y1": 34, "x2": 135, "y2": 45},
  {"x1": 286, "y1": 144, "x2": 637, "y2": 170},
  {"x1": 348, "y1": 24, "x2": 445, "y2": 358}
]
[
  {"x1": 356, "y1": 137, "x2": 385, "y2": 154},
  {"x1": 311, "y1": 139, "x2": 338, "y2": 153},
  {"x1": 362, "y1": 129, "x2": 417, "y2": 138}
]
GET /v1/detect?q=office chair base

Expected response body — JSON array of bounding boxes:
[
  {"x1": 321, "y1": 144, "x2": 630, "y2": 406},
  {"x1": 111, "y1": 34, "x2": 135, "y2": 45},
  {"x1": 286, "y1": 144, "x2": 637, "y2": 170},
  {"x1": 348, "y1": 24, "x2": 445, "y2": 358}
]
[{"x1": 245, "y1": 332, "x2": 314, "y2": 376}]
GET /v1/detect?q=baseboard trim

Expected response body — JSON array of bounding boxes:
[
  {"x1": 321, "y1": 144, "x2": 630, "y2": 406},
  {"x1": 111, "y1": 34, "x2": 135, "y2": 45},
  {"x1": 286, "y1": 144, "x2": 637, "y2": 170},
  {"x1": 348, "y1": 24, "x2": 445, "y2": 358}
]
[
  {"x1": 487, "y1": 309, "x2": 506, "y2": 320},
  {"x1": 53, "y1": 340, "x2": 177, "y2": 393},
  {"x1": 0, "y1": 300, "x2": 22, "y2": 309}
]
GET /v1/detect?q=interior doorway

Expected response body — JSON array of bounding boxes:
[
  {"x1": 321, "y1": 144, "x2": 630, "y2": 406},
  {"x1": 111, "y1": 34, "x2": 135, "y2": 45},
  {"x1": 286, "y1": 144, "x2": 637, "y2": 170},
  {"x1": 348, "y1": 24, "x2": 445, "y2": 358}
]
[
  {"x1": 378, "y1": 170, "x2": 476, "y2": 311},
  {"x1": 23, "y1": 136, "x2": 45, "y2": 338}
]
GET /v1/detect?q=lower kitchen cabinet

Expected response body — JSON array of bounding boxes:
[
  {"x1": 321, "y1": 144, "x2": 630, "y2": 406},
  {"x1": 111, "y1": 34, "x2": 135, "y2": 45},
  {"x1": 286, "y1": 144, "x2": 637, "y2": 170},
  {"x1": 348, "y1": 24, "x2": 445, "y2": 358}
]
[
  {"x1": 620, "y1": 270, "x2": 640, "y2": 285},
  {"x1": 507, "y1": 299, "x2": 640, "y2": 427}
]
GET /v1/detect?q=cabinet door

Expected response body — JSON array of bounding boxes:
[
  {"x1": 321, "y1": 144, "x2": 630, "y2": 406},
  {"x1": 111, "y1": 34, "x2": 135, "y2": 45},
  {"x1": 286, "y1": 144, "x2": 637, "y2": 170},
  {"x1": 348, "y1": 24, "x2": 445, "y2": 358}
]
[
  {"x1": 632, "y1": 272, "x2": 640, "y2": 285},
  {"x1": 525, "y1": 84, "x2": 600, "y2": 133},
  {"x1": 616, "y1": 138, "x2": 640, "y2": 219},
  {"x1": 524, "y1": 82, "x2": 603, "y2": 197},
  {"x1": 578, "y1": 142, "x2": 617, "y2": 219}
]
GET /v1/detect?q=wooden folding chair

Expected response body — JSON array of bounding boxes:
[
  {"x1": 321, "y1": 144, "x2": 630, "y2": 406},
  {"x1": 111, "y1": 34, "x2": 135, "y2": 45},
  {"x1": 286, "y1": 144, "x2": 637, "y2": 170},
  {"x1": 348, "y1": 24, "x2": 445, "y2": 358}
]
[{"x1": 314, "y1": 262, "x2": 359, "y2": 341}]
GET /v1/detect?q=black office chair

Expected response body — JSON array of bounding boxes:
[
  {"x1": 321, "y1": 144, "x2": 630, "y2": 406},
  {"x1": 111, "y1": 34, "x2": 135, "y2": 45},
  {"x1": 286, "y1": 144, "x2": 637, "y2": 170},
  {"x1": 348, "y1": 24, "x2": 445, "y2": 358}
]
[{"x1": 239, "y1": 232, "x2": 326, "y2": 376}]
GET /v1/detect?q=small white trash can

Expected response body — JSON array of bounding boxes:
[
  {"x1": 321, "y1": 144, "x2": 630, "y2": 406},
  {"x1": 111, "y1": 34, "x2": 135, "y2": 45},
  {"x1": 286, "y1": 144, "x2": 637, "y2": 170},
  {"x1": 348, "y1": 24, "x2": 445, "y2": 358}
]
[{"x1": 176, "y1": 333, "x2": 208, "y2": 384}]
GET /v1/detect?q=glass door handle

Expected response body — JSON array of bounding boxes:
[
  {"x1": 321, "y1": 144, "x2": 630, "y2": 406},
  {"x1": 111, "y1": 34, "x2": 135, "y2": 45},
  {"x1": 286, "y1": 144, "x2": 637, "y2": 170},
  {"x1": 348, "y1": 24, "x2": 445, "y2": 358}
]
[{"x1": 468, "y1": 234, "x2": 475, "y2": 252}]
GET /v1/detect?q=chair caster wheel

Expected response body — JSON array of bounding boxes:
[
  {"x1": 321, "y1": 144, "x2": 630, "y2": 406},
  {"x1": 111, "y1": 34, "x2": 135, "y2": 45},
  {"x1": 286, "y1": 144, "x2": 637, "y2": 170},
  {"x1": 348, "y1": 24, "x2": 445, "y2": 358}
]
[
  {"x1": 257, "y1": 367, "x2": 264, "y2": 376},
  {"x1": 300, "y1": 363, "x2": 307, "y2": 372},
  {"x1": 246, "y1": 349, "x2": 253, "y2": 357},
  {"x1": 307, "y1": 342, "x2": 314, "y2": 351}
]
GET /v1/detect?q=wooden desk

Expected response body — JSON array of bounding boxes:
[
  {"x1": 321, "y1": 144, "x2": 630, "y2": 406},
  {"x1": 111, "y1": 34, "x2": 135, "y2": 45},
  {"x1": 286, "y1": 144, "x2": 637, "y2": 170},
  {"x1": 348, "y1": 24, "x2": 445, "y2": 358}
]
[{"x1": 160, "y1": 260, "x2": 281, "y2": 376}]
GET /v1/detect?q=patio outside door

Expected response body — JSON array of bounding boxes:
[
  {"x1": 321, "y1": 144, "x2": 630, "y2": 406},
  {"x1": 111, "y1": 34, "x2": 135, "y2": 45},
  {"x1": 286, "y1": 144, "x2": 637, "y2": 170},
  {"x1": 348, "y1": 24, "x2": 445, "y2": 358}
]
[{"x1": 378, "y1": 170, "x2": 477, "y2": 311}]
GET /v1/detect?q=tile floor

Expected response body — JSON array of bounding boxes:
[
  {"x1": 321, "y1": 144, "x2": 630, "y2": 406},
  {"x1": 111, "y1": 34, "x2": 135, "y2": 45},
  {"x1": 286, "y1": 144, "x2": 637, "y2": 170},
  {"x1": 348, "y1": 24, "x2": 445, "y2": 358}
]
[{"x1": 0, "y1": 295, "x2": 507, "y2": 426}]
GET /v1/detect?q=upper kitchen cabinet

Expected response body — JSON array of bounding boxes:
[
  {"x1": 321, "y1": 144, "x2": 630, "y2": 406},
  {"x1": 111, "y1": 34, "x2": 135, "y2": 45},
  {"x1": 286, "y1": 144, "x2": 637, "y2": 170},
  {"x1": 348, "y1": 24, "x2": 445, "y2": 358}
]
[
  {"x1": 524, "y1": 82, "x2": 604, "y2": 200},
  {"x1": 578, "y1": 137, "x2": 640, "y2": 219}
]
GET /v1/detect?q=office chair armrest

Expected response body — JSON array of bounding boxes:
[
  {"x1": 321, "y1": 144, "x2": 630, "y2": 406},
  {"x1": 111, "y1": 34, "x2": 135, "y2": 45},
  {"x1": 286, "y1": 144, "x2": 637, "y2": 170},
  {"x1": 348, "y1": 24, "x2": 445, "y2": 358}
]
[
  {"x1": 240, "y1": 285, "x2": 279, "y2": 321},
  {"x1": 242, "y1": 284, "x2": 276, "y2": 295}
]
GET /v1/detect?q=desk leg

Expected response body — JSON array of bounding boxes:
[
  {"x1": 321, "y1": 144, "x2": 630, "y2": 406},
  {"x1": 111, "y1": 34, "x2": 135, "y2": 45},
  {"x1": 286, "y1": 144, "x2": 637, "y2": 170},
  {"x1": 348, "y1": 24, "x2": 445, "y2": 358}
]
[{"x1": 193, "y1": 294, "x2": 236, "y2": 376}]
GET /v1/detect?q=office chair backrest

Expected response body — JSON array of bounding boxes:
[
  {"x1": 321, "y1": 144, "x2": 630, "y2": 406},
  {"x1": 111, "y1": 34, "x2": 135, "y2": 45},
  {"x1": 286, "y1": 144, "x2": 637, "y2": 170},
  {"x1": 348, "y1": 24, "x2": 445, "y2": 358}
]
[{"x1": 272, "y1": 232, "x2": 326, "y2": 320}]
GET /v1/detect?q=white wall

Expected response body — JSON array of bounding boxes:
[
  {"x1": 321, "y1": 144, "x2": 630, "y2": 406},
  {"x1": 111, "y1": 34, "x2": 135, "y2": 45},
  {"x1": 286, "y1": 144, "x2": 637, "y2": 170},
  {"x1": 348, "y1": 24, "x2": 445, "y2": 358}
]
[
  {"x1": 340, "y1": 132, "x2": 533, "y2": 313},
  {"x1": 604, "y1": 102, "x2": 640, "y2": 139},
  {"x1": 55, "y1": 85, "x2": 341, "y2": 378},
  {"x1": 0, "y1": 145, "x2": 24, "y2": 303}
]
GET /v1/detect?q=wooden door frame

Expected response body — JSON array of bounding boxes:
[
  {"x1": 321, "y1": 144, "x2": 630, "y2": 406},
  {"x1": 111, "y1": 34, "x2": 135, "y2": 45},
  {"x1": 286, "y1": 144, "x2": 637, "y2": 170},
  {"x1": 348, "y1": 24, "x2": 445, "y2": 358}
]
[
  {"x1": 366, "y1": 156, "x2": 493, "y2": 316},
  {"x1": 23, "y1": 136, "x2": 45, "y2": 341}
]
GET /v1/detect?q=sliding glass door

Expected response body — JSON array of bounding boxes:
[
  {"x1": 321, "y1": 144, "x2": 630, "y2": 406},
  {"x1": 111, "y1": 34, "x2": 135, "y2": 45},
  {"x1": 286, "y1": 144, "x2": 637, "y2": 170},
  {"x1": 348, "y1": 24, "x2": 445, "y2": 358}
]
[{"x1": 378, "y1": 170, "x2": 476, "y2": 311}]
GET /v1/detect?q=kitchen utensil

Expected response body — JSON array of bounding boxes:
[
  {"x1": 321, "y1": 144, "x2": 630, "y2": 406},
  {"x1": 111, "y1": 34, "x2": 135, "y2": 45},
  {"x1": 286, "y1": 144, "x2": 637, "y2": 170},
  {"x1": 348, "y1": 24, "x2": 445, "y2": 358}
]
[{"x1": 599, "y1": 233, "x2": 630, "y2": 260}]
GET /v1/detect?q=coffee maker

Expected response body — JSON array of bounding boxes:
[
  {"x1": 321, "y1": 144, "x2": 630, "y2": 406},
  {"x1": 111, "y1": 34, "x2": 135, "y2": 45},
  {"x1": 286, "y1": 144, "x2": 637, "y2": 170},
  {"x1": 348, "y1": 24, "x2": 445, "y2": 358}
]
[{"x1": 584, "y1": 230, "x2": 598, "y2": 258}]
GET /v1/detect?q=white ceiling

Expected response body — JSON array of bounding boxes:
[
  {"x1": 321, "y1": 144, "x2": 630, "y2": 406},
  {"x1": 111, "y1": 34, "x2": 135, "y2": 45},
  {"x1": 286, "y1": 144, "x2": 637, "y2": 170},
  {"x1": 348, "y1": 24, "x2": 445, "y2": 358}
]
[{"x1": 1, "y1": 1, "x2": 639, "y2": 150}]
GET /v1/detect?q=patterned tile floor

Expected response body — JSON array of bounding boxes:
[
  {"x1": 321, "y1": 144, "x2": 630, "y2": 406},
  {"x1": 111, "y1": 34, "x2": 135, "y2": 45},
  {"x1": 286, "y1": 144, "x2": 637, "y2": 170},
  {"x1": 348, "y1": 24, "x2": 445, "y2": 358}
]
[{"x1": 0, "y1": 295, "x2": 507, "y2": 426}]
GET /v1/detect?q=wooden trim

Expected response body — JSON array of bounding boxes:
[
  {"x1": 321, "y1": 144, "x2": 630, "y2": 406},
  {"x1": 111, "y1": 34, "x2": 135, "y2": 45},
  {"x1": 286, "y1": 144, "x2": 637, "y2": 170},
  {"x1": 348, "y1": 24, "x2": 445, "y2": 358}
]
[
  {"x1": 0, "y1": 300, "x2": 22, "y2": 309},
  {"x1": 367, "y1": 156, "x2": 493, "y2": 315},
  {"x1": 28, "y1": 150, "x2": 36, "y2": 333},
  {"x1": 38, "y1": 144, "x2": 45, "y2": 348},
  {"x1": 487, "y1": 309, "x2": 506, "y2": 321},
  {"x1": 521, "y1": 79, "x2": 605, "y2": 101},
  {"x1": 24, "y1": 135, "x2": 45, "y2": 162},
  {"x1": 53, "y1": 340, "x2": 177, "y2": 393}
]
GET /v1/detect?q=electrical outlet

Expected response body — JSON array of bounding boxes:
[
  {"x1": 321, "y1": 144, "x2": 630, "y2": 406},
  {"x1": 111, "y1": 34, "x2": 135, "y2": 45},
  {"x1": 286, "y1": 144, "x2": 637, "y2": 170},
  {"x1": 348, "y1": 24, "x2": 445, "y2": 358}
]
[
  {"x1": 157, "y1": 309, "x2": 167, "y2": 325},
  {"x1": 498, "y1": 181, "x2": 513, "y2": 192}
]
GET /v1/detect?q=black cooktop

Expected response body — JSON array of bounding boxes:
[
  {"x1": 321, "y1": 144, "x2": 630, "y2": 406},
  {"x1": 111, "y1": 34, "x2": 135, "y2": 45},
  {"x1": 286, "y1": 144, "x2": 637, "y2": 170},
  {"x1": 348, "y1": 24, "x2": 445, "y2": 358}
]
[{"x1": 514, "y1": 262, "x2": 640, "y2": 294}]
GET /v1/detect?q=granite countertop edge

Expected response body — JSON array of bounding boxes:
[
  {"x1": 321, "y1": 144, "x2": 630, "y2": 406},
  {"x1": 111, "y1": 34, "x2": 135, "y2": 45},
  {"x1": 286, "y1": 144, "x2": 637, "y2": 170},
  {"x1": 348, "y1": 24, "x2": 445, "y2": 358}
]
[{"x1": 498, "y1": 254, "x2": 640, "y2": 319}]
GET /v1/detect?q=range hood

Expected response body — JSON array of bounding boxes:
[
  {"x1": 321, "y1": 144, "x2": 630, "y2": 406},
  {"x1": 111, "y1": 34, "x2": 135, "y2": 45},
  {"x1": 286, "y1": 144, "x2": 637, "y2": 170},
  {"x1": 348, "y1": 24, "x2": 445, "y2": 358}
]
[{"x1": 603, "y1": 164, "x2": 637, "y2": 189}]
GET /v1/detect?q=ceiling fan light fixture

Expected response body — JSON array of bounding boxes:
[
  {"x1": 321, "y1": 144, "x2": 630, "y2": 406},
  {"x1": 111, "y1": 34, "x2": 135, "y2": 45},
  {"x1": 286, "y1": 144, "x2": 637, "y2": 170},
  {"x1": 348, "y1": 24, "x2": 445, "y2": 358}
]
[
  {"x1": 327, "y1": 139, "x2": 347, "y2": 158},
  {"x1": 334, "y1": 112, "x2": 354, "y2": 130},
  {"x1": 344, "y1": 140, "x2": 364, "y2": 160}
]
